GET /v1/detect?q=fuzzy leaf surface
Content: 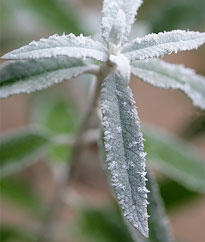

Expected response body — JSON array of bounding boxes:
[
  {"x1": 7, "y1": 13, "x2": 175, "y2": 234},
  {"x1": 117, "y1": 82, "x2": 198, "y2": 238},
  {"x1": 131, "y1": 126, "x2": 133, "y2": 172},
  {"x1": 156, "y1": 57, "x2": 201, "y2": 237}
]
[
  {"x1": 2, "y1": 34, "x2": 108, "y2": 62},
  {"x1": 0, "y1": 129, "x2": 50, "y2": 178},
  {"x1": 122, "y1": 30, "x2": 205, "y2": 61},
  {"x1": 101, "y1": 0, "x2": 143, "y2": 44},
  {"x1": 0, "y1": 57, "x2": 91, "y2": 98},
  {"x1": 131, "y1": 59, "x2": 205, "y2": 109},
  {"x1": 143, "y1": 125, "x2": 205, "y2": 193},
  {"x1": 101, "y1": 73, "x2": 148, "y2": 237}
]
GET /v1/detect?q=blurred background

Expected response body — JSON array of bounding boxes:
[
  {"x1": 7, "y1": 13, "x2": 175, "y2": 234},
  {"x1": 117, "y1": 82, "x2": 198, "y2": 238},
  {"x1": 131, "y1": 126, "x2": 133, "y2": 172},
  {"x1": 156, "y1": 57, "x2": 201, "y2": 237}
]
[{"x1": 0, "y1": 0, "x2": 205, "y2": 242}]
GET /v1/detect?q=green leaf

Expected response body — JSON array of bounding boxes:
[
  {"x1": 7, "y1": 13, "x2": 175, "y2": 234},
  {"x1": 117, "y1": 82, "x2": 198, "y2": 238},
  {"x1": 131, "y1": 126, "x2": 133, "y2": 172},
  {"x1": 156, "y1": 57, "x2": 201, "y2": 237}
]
[
  {"x1": 0, "y1": 224, "x2": 34, "y2": 242},
  {"x1": 101, "y1": 73, "x2": 148, "y2": 237},
  {"x1": 159, "y1": 178, "x2": 200, "y2": 210},
  {"x1": 2, "y1": 34, "x2": 107, "y2": 62},
  {"x1": 32, "y1": 96, "x2": 79, "y2": 134},
  {"x1": 19, "y1": 0, "x2": 83, "y2": 35},
  {"x1": 0, "y1": 57, "x2": 91, "y2": 98},
  {"x1": 122, "y1": 30, "x2": 205, "y2": 61},
  {"x1": 0, "y1": 129, "x2": 50, "y2": 178},
  {"x1": 31, "y1": 94, "x2": 80, "y2": 163},
  {"x1": 143, "y1": 124, "x2": 205, "y2": 193},
  {"x1": 149, "y1": 0, "x2": 205, "y2": 33},
  {"x1": 181, "y1": 114, "x2": 205, "y2": 139},
  {"x1": 101, "y1": 0, "x2": 143, "y2": 44},
  {"x1": 0, "y1": 177, "x2": 44, "y2": 217},
  {"x1": 131, "y1": 59, "x2": 205, "y2": 110}
]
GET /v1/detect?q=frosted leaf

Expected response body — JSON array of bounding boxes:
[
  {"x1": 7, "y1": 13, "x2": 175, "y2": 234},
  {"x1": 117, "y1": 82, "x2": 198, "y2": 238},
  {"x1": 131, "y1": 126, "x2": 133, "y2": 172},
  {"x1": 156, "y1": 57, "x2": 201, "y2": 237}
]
[
  {"x1": 0, "y1": 57, "x2": 92, "y2": 98},
  {"x1": 101, "y1": 0, "x2": 143, "y2": 44},
  {"x1": 101, "y1": 73, "x2": 149, "y2": 237},
  {"x1": 2, "y1": 33, "x2": 108, "y2": 62},
  {"x1": 122, "y1": 30, "x2": 205, "y2": 61},
  {"x1": 109, "y1": 54, "x2": 131, "y2": 84},
  {"x1": 131, "y1": 59, "x2": 205, "y2": 110},
  {"x1": 109, "y1": 9, "x2": 126, "y2": 46}
]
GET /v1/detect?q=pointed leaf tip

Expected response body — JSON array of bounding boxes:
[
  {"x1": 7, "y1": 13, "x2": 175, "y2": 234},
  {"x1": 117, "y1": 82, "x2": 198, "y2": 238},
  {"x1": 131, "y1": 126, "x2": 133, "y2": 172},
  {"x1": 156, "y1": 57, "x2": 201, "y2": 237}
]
[{"x1": 123, "y1": 30, "x2": 205, "y2": 61}]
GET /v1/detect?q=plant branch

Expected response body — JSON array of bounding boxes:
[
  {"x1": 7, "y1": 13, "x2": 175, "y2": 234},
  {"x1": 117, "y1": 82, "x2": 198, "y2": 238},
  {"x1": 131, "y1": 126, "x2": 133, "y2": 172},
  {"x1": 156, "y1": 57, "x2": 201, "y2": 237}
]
[
  {"x1": 67, "y1": 69, "x2": 103, "y2": 183},
  {"x1": 52, "y1": 128, "x2": 99, "y2": 146},
  {"x1": 35, "y1": 67, "x2": 104, "y2": 242}
]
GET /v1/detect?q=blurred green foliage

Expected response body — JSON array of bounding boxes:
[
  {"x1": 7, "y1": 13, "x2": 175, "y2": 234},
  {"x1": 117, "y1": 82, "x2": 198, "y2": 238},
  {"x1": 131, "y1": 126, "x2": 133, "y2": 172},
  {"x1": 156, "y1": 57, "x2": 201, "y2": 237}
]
[
  {"x1": 0, "y1": 177, "x2": 45, "y2": 217},
  {"x1": 19, "y1": 0, "x2": 83, "y2": 34},
  {"x1": 159, "y1": 179, "x2": 200, "y2": 210},
  {"x1": 143, "y1": 125, "x2": 205, "y2": 193},
  {"x1": 31, "y1": 92, "x2": 80, "y2": 163},
  {"x1": 0, "y1": 224, "x2": 34, "y2": 242},
  {"x1": 0, "y1": 130, "x2": 50, "y2": 178},
  {"x1": 80, "y1": 206, "x2": 134, "y2": 242},
  {"x1": 182, "y1": 113, "x2": 205, "y2": 140},
  {"x1": 141, "y1": 0, "x2": 205, "y2": 32},
  {"x1": 1, "y1": 0, "x2": 84, "y2": 34}
]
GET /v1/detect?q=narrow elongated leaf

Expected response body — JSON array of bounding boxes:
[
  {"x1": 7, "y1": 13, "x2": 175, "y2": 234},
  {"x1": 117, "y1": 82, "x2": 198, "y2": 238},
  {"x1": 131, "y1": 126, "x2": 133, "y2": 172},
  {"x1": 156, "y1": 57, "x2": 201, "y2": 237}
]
[
  {"x1": 0, "y1": 129, "x2": 50, "y2": 178},
  {"x1": 101, "y1": 0, "x2": 143, "y2": 44},
  {"x1": 143, "y1": 124, "x2": 205, "y2": 193},
  {"x1": 122, "y1": 30, "x2": 205, "y2": 61},
  {"x1": 131, "y1": 59, "x2": 205, "y2": 110},
  {"x1": 0, "y1": 57, "x2": 92, "y2": 98},
  {"x1": 2, "y1": 34, "x2": 108, "y2": 62},
  {"x1": 101, "y1": 73, "x2": 149, "y2": 237}
]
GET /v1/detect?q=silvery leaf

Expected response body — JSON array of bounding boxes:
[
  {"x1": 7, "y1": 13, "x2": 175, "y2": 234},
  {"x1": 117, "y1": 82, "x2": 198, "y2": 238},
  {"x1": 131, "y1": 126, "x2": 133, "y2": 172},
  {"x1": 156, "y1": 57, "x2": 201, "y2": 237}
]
[
  {"x1": 101, "y1": 73, "x2": 149, "y2": 237},
  {"x1": 122, "y1": 30, "x2": 205, "y2": 61},
  {"x1": 2, "y1": 34, "x2": 108, "y2": 62},
  {"x1": 131, "y1": 59, "x2": 205, "y2": 110},
  {"x1": 101, "y1": 0, "x2": 143, "y2": 44},
  {"x1": 0, "y1": 57, "x2": 92, "y2": 98}
]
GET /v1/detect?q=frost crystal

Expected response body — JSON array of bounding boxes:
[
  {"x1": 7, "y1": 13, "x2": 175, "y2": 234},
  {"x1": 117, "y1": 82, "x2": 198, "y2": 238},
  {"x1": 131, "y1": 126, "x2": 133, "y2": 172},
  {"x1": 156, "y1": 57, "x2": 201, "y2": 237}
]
[
  {"x1": 2, "y1": 34, "x2": 108, "y2": 62},
  {"x1": 101, "y1": 73, "x2": 149, "y2": 237},
  {"x1": 0, "y1": 57, "x2": 90, "y2": 98},
  {"x1": 122, "y1": 30, "x2": 205, "y2": 61}
]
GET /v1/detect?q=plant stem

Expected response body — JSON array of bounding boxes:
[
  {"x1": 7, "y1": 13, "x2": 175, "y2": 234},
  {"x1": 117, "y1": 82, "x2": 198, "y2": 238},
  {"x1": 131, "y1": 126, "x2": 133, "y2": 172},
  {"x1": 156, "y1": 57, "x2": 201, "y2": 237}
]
[
  {"x1": 35, "y1": 67, "x2": 103, "y2": 242},
  {"x1": 67, "y1": 71, "x2": 103, "y2": 183}
]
